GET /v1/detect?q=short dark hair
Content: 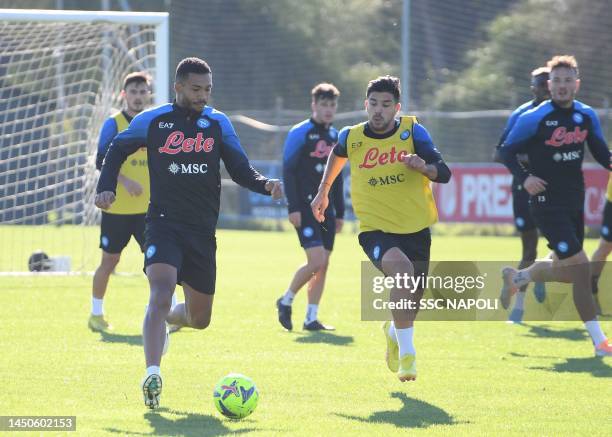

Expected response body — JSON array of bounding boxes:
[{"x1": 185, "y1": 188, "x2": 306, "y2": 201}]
[
  {"x1": 531, "y1": 66, "x2": 550, "y2": 79},
  {"x1": 311, "y1": 83, "x2": 340, "y2": 102},
  {"x1": 547, "y1": 55, "x2": 579, "y2": 76},
  {"x1": 122, "y1": 72, "x2": 150, "y2": 90},
  {"x1": 366, "y1": 75, "x2": 401, "y2": 102},
  {"x1": 175, "y1": 57, "x2": 212, "y2": 82}
]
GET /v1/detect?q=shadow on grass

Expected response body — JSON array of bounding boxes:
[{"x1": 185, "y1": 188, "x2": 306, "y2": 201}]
[
  {"x1": 98, "y1": 330, "x2": 143, "y2": 347},
  {"x1": 334, "y1": 392, "x2": 458, "y2": 429},
  {"x1": 520, "y1": 324, "x2": 588, "y2": 342},
  {"x1": 294, "y1": 331, "x2": 354, "y2": 346},
  {"x1": 529, "y1": 356, "x2": 612, "y2": 378},
  {"x1": 105, "y1": 408, "x2": 260, "y2": 436}
]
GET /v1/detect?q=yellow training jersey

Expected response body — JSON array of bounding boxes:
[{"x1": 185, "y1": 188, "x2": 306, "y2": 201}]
[
  {"x1": 344, "y1": 116, "x2": 438, "y2": 233},
  {"x1": 107, "y1": 112, "x2": 149, "y2": 214},
  {"x1": 607, "y1": 173, "x2": 612, "y2": 202}
]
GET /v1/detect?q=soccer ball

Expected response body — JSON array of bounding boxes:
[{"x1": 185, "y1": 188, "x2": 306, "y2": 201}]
[{"x1": 213, "y1": 373, "x2": 259, "y2": 419}]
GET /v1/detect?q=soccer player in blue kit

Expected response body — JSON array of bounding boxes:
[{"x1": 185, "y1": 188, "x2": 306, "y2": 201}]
[
  {"x1": 500, "y1": 55, "x2": 612, "y2": 356},
  {"x1": 96, "y1": 57, "x2": 283, "y2": 408},
  {"x1": 494, "y1": 67, "x2": 550, "y2": 322},
  {"x1": 276, "y1": 83, "x2": 345, "y2": 331}
]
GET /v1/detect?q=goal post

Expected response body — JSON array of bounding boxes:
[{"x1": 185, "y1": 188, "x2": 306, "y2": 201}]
[{"x1": 0, "y1": 9, "x2": 169, "y2": 273}]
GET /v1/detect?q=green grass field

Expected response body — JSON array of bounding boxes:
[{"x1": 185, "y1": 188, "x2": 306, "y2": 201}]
[{"x1": 1, "y1": 230, "x2": 611, "y2": 436}]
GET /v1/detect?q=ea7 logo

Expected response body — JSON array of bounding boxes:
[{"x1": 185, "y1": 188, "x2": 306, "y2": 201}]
[
  {"x1": 159, "y1": 122, "x2": 174, "y2": 129},
  {"x1": 545, "y1": 120, "x2": 558, "y2": 127}
]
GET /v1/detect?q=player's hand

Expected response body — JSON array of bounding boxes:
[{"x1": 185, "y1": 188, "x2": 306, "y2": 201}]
[
  {"x1": 265, "y1": 179, "x2": 283, "y2": 201},
  {"x1": 402, "y1": 154, "x2": 427, "y2": 173},
  {"x1": 95, "y1": 191, "x2": 116, "y2": 210},
  {"x1": 121, "y1": 178, "x2": 143, "y2": 196},
  {"x1": 311, "y1": 191, "x2": 329, "y2": 223},
  {"x1": 288, "y1": 211, "x2": 301, "y2": 228},
  {"x1": 335, "y1": 218, "x2": 344, "y2": 233},
  {"x1": 523, "y1": 175, "x2": 547, "y2": 195}
]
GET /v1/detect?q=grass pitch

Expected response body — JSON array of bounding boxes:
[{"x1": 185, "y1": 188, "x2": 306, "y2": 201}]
[{"x1": 1, "y1": 230, "x2": 610, "y2": 436}]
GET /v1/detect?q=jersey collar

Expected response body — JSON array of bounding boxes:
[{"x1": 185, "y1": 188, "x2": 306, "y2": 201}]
[{"x1": 364, "y1": 119, "x2": 401, "y2": 139}]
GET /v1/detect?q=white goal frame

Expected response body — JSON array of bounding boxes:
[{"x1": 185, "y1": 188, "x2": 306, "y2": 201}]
[{"x1": 0, "y1": 8, "x2": 169, "y2": 105}]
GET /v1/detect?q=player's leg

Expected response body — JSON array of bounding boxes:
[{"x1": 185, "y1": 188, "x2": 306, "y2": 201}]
[
  {"x1": 140, "y1": 219, "x2": 184, "y2": 409},
  {"x1": 381, "y1": 248, "x2": 420, "y2": 382},
  {"x1": 590, "y1": 238, "x2": 611, "y2": 315},
  {"x1": 277, "y1": 211, "x2": 328, "y2": 330},
  {"x1": 142, "y1": 262, "x2": 177, "y2": 409},
  {"x1": 179, "y1": 281, "x2": 214, "y2": 329},
  {"x1": 504, "y1": 209, "x2": 612, "y2": 355},
  {"x1": 359, "y1": 231, "x2": 402, "y2": 375},
  {"x1": 590, "y1": 201, "x2": 612, "y2": 315},
  {"x1": 277, "y1": 246, "x2": 327, "y2": 330},
  {"x1": 89, "y1": 212, "x2": 130, "y2": 332},
  {"x1": 507, "y1": 229, "x2": 539, "y2": 321},
  {"x1": 505, "y1": 184, "x2": 543, "y2": 316},
  {"x1": 303, "y1": 214, "x2": 336, "y2": 331},
  {"x1": 132, "y1": 214, "x2": 180, "y2": 331},
  {"x1": 360, "y1": 230, "x2": 429, "y2": 381},
  {"x1": 303, "y1": 250, "x2": 332, "y2": 330},
  {"x1": 501, "y1": 207, "x2": 573, "y2": 302}
]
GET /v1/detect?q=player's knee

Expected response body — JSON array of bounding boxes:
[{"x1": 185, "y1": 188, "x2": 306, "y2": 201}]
[
  {"x1": 381, "y1": 248, "x2": 413, "y2": 277},
  {"x1": 148, "y1": 289, "x2": 173, "y2": 314},
  {"x1": 314, "y1": 256, "x2": 329, "y2": 273},
  {"x1": 307, "y1": 252, "x2": 327, "y2": 272},
  {"x1": 100, "y1": 253, "x2": 120, "y2": 272}
]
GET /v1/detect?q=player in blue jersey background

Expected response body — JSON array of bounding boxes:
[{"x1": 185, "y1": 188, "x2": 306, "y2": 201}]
[
  {"x1": 276, "y1": 83, "x2": 345, "y2": 331},
  {"x1": 500, "y1": 55, "x2": 612, "y2": 357},
  {"x1": 494, "y1": 67, "x2": 550, "y2": 323}
]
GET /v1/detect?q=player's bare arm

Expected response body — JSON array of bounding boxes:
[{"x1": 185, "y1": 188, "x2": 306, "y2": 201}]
[
  {"x1": 311, "y1": 152, "x2": 347, "y2": 222},
  {"x1": 118, "y1": 174, "x2": 143, "y2": 196}
]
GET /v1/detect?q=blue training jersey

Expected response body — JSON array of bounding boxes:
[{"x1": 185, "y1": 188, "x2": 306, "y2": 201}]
[
  {"x1": 501, "y1": 99, "x2": 610, "y2": 208},
  {"x1": 283, "y1": 118, "x2": 344, "y2": 218},
  {"x1": 97, "y1": 102, "x2": 270, "y2": 231},
  {"x1": 497, "y1": 100, "x2": 537, "y2": 147}
]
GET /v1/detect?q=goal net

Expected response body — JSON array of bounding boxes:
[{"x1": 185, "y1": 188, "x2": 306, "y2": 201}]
[{"x1": 0, "y1": 10, "x2": 168, "y2": 273}]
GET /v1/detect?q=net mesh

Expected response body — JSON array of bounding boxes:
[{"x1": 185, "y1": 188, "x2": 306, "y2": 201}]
[{"x1": 0, "y1": 18, "x2": 159, "y2": 272}]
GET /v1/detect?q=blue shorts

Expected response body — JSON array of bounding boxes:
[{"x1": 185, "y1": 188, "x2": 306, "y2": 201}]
[
  {"x1": 99, "y1": 212, "x2": 145, "y2": 254},
  {"x1": 294, "y1": 207, "x2": 336, "y2": 251},
  {"x1": 143, "y1": 217, "x2": 216, "y2": 294},
  {"x1": 358, "y1": 228, "x2": 431, "y2": 279},
  {"x1": 531, "y1": 206, "x2": 584, "y2": 259}
]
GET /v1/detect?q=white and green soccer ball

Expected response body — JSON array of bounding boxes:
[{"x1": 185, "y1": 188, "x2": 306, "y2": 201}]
[{"x1": 213, "y1": 373, "x2": 259, "y2": 419}]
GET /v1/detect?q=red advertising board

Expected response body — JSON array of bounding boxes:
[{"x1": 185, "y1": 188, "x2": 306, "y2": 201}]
[{"x1": 432, "y1": 164, "x2": 609, "y2": 225}]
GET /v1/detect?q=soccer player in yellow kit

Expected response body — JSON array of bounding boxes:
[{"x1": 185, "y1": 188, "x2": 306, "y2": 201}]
[
  {"x1": 89, "y1": 72, "x2": 151, "y2": 332},
  {"x1": 590, "y1": 174, "x2": 612, "y2": 315},
  {"x1": 311, "y1": 76, "x2": 451, "y2": 381}
]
